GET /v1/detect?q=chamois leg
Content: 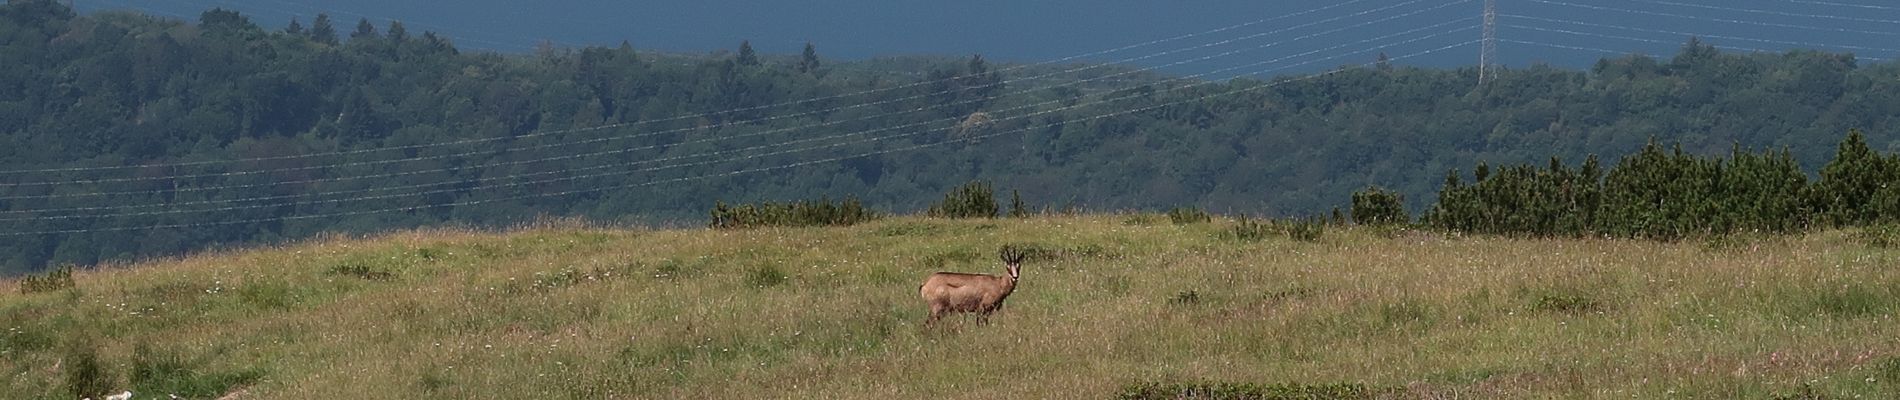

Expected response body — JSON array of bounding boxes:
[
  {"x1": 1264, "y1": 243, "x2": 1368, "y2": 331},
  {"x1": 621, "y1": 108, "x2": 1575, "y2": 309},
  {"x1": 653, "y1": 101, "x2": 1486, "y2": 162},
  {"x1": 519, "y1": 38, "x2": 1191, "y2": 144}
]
[{"x1": 923, "y1": 304, "x2": 944, "y2": 328}]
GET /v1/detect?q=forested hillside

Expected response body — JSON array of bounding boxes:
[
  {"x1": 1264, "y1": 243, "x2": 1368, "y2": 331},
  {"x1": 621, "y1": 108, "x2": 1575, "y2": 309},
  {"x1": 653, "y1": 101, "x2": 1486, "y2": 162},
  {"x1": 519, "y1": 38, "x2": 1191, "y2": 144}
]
[{"x1": 3, "y1": 1, "x2": 1900, "y2": 274}]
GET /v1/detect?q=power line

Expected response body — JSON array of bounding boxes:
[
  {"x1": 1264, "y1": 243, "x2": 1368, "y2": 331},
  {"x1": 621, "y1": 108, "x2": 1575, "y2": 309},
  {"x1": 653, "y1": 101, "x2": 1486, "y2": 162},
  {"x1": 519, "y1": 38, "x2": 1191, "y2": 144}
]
[
  {"x1": 1502, "y1": 23, "x2": 1774, "y2": 53},
  {"x1": 3, "y1": 19, "x2": 1482, "y2": 220},
  {"x1": 1501, "y1": 39, "x2": 1629, "y2": 55},
  {"x1": 0, "y1": 0, "x2": 1469, "y2": 195},
  {"x1": 1, "y1": 37, "x2": 1479, "y2": 236},
  {"x1": 1503, "y1": 14, "x2": 1898, "y2": 59},
  {"x1": 1783, "y1": 0, "x2": 1900, "y2": 12},
  {"x1": 1525, "y1": 0, "x2": 1900, "y2": 37},
  {"x1": 1635, "y1": 0, "x2": 1900, "y2": 25},
  {"x1": 0, "y1": 0, "x2": 1389, "y2": 176}
]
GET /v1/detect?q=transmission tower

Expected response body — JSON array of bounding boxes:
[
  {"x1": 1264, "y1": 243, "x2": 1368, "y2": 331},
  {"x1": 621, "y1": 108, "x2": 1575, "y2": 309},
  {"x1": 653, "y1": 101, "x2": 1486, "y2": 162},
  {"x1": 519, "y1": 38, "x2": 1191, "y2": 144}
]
[{"x1": 1479, "y1": 0, "x2": 1499, "y2": 85}]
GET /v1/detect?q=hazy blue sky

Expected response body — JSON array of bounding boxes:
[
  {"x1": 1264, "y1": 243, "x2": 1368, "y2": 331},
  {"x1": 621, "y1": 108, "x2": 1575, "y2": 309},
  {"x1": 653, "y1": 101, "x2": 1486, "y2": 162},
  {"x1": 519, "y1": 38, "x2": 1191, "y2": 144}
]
[{"x1": 81, "y1": 0, "x2": 1900, "y2": 76}]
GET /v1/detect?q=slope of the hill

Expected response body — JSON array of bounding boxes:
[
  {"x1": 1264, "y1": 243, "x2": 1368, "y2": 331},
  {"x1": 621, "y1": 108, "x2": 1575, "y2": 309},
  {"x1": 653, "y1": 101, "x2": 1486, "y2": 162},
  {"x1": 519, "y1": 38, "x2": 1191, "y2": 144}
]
[
  {"x1": 4, "y1": 215, "x2": 1899, "y2": 398},
  {"x1": 7, "y1": 1, "x2": 1900, "y2": 275}
]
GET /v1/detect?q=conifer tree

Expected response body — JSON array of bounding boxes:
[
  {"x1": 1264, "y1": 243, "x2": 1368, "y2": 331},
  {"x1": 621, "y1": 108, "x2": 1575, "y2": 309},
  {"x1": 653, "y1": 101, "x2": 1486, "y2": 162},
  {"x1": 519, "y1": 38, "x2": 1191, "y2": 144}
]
[
  {"x1": 351, "y1": 18, "x2": 377, "y2": 41},
  {"x1": 309, "y1": 13, "x2": 338, "y2": 45},
  {"x1": 736, "y1": 40, "x2": 759, "y2": 66},
  {"x1": 1815, "y1": 129, "x2": 1891, "y2": 226},
  {"x1": 617, "y1": 40, "x2": 638, "y2": 62},
  {"x1": 386, "y1": 21, "x2": 408, "y2": 43},
  {"x1": 798, "y1": 42, "x2": 820, "y2": 73}
]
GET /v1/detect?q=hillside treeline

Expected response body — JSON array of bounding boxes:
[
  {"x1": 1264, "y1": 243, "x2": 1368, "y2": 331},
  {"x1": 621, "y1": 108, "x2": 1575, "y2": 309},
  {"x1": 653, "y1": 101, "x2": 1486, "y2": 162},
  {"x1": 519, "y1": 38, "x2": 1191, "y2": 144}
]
[{"x1": 4, "y1": 0, "x2": 1900, "y2": 274}]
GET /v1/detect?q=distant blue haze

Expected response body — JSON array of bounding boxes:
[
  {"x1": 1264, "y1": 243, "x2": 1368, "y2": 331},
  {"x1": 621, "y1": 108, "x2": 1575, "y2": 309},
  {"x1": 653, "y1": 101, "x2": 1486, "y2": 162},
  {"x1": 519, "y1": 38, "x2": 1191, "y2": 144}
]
[{"x1": 83, "y1": 1, "x2": 1900, "y2": 76}]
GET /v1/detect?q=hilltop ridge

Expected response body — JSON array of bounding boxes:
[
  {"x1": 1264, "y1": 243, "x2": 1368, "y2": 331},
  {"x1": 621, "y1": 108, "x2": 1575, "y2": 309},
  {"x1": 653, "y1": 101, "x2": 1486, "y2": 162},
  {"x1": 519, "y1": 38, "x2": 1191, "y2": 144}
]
[{"x1": 5, "y1": 1, "x2": 1900, "y2": 277}]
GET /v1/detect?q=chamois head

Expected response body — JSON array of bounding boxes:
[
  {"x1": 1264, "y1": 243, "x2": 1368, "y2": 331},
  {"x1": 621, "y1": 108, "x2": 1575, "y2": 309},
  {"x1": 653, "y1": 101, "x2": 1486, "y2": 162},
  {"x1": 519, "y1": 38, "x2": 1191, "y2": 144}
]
[
  {"x1": 1000, "y1": 245, "x2": 1025, "y2": 281},
  {"x1": 918, "y1": 245, "x2": 1029, "y2": 327}
]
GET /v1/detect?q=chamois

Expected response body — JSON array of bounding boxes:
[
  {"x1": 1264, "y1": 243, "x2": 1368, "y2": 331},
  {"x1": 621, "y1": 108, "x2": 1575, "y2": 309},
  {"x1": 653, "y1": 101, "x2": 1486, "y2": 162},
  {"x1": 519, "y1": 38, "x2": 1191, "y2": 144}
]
[{"x1": 919, "y1": 246, "x2": 1025, "y2": 326}]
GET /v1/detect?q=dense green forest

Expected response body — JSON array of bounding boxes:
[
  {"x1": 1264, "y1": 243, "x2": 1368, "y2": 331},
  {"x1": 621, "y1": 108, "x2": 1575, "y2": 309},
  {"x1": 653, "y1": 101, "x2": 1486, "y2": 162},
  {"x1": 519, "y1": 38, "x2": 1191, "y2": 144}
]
[{"x1": 3, "y1": 0, "x2": 1900, "y2": 275}]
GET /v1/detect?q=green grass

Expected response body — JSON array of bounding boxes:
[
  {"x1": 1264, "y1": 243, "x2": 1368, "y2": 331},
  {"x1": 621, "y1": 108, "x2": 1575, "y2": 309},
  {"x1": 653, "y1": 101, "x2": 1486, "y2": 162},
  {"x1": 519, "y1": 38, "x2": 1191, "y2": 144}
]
[{"x1": 3, "y1": 216, "x2": 1900, "y2": 398}]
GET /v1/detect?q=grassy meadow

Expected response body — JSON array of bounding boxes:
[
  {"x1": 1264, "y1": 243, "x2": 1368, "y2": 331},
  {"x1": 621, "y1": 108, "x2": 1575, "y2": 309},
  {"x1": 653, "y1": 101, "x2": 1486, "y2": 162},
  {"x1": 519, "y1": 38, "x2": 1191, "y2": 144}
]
[{"x1": 4, "y1": 215, "x2": 1900, "y2": 398}]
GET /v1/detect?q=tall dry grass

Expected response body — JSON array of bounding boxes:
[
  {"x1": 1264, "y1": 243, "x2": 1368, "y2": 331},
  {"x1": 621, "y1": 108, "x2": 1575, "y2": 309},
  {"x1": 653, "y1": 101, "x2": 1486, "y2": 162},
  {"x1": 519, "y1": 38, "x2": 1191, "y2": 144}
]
[{"x1": 3, "y1": 216, "x2": 1898, "y2": 398}]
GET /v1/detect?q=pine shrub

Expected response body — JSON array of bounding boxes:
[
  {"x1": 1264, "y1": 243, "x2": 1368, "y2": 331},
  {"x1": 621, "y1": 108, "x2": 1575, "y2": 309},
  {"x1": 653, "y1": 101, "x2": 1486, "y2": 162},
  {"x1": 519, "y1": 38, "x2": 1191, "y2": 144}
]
[
  {"x1": 1228, "y1": 215, "x2": 1275, "y2": 242},
  {"x1": 1418, "y1": 133, "x2": 1846, "y2": 240},
  {"x1": 709, "y1": 196, "x2": 879, "y2": 229},
  {"x1": 1350, "y1": 186, "x2": 1408, "y2": 226},
  {"x1": 1009, "y1": 190, "x2": 1030, "y2": 218},
  {"x1": 927, "y1": 181, "x2": 999, "y2": 219}
]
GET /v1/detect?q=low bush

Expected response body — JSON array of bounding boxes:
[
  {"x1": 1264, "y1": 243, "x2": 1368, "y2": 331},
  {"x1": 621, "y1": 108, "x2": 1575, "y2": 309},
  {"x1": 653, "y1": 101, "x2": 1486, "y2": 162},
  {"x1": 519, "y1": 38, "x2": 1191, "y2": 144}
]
[
  {"x1": 1856, "y1": 224, "x2": 1900, "y2": 248},
  {"x1": 1350, "y1": 186, "x2": 1409, "y2": 226},
  {"x1": 1229, "y1": 216, "x2": 1275, "y2": 242},
  {"x1": 928, "y1": 181, "x2": 999, "y2": 219},
  {"x1": 19, "y1": 264, "x2": 76, "y2": 294},
  {"x1": 1285, "y1": 218, "x2": 1326, "y2": 242},
  {"x1": 710, "y1": 197, "x2": 878, "y2": 229},
  {"x1": 1168, "y1": 207, "x2": 1212, "y2": 224}
]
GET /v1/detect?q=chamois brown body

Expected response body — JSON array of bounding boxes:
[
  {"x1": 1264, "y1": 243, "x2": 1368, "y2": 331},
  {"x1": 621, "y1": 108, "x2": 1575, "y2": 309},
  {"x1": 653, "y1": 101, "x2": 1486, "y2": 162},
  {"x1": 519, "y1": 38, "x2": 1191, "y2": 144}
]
[{"x1": 919, "y1": 247, "x2": 1024, "y2": 326}]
